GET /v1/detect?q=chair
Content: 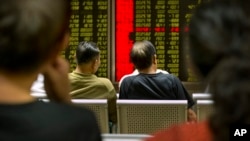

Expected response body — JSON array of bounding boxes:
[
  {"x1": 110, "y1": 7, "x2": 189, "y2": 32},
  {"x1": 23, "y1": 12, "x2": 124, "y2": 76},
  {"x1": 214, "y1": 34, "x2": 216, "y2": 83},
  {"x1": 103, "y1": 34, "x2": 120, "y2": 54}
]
[
  {"x1": 116, "y1": 100, "x2": 187, "y2": 134},
  {"x1": 31, "y1": 92, "x2": 47, "y2": 100},
  {"x1": 41, "y1": 99, "x2": 110, "y2": 133},
  {"x1": 196, "y1": 100, "x2": 214, "y2": 121},
  {"x1": 192, "y1": 93, "x2": 211, "y2": 101},
  {"x1": 102, "y1": 134, "x2": 152, "y2": 141},
  {"x1": 72, "y1": 99, "x2": 110, "y2": 133},
  {"x1": 192, "y1": 93, "x2": 212, "y2": 113}
]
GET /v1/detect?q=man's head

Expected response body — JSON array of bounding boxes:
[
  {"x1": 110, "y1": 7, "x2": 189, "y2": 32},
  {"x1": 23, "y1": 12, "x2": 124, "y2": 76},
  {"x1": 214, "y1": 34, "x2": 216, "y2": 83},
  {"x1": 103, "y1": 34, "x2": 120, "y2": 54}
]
[
  {"x1": 0, "y1": 0, "x2": 71, "y2": 73},
  {"x1": 75, "y1": 41, "x2": 100, "y2": 73},
  {"x1": 188, "y1": 1, "x2": 250, "y2": 77},
  {"x1": 130, "y1": 40, "x2": 157, "y2": 71}
]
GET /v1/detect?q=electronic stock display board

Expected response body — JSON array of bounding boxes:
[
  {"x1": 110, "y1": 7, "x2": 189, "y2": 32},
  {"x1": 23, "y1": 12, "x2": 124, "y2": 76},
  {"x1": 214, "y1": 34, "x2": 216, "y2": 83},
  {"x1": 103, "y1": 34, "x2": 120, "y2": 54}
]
[
  {"x1": 65, "y1": 0, "x2": 110, "y2": 77},
  {"x1": 64, "y1": 0, "x2": 208, "y2": 82},
  {"x1": 115, "y1": 0, "x2": 208, "y2": 82}
]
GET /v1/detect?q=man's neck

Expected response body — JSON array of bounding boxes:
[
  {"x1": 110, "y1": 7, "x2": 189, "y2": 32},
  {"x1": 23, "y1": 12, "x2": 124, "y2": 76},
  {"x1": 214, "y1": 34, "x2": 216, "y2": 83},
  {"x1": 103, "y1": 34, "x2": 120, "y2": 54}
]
[
  {"x1": 0, "y1": 73, "x2": 36, "y2": 104},
  {"x1": 138, "y1": 66, "x2": 157, "y2": 74},
  {"x1": 75, "y1": 65, "x2": 93, "y2": 74}
]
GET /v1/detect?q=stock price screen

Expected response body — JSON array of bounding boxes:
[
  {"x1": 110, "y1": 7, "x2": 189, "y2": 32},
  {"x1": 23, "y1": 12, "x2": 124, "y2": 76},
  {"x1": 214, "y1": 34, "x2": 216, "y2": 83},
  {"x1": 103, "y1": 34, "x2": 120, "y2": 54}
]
[
  {"x1": 115, "y1": 0, "x2": 208, "y2": 82},
  {"x1": 64, "y1": 0, "x2": 207, "y2": 82},
  {"x1": 65, "y1": 0, "x2": 110, "y2": 77}
]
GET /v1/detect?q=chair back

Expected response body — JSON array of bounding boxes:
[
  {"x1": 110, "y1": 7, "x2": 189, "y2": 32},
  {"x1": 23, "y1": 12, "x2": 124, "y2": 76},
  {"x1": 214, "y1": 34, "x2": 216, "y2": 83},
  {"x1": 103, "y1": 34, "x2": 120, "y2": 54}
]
[
  {"x1": 196, "y1": 100, "x2": 214, "y2": 121},
  {"x1": 102, "y1": 134, "x2": 152, "y2": 141},
  {"x1": 31, "y1": 92, "x2": 47, "y2": 100},
  {"x1": 116, "y1": 100, "x2": 187, "y2": 134},
  {"x1": 72, "y1": 99, "x2": 109, "y2": 133},
  {"x1": 192, "y1": 93, "x2": 212, "y2": 113},
  {"x1": 192, "y1": 93, "x2": 211, "y2": 101}
]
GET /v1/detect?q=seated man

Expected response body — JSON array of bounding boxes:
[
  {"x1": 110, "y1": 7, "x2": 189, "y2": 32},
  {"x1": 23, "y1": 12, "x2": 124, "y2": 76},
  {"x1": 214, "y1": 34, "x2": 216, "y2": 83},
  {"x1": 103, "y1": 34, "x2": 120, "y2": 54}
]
[
  {"x1": 69, "y1": 41, "x2": 117, "y2": 126},
  {"x1": 119, "y1": 40, "x2": 196, "y2": 122}
]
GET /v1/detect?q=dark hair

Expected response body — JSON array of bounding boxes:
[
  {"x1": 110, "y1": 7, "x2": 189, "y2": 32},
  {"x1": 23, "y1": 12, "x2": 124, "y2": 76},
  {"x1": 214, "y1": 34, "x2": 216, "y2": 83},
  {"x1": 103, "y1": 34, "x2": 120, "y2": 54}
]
[
  {"x1": 130, "y1": 40, "x2": 156, "y2": 70},
  {"x1": 189, "y1": 1, "x2": 250, "y2": 141},
  {"x1": 214, "y1": 0, "x2": 250, "y2": 18},
  {"x1": 0, "y1": 0, "x2": 71, "y2": 73},
  {"x1": 75, "y1": 41, "x2": 100, "y2": 64}
]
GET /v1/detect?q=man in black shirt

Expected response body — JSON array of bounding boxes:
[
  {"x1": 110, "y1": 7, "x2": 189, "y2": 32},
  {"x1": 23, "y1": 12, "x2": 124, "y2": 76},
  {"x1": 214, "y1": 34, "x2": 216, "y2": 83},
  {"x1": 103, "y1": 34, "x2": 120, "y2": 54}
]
[{"x1": 119, "y1": 40, "x2": 197, "y2": 122}]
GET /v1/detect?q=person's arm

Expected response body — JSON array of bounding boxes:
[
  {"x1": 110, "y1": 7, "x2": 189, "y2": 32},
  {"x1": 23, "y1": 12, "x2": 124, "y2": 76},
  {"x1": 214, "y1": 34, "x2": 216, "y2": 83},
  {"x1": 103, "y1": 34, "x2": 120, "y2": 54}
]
[
  {"x1": 172, "y1": 75, "x2": 197, "y2": 122},
  {"x1": 43, "y1": 57, "x2": 72, "y2": 104},
  {"x1": 118, "y1": 75, "x2": 126, "y2": 90},
  {"x1": 187, "y1": 108, "x2": 197, "y2": 123},
  {"x1": 107, "y1": 88, "x2": 117, "y2": 124},
  {"x1": 119, "y1": 78, "x2": 129, "y2": 99}
]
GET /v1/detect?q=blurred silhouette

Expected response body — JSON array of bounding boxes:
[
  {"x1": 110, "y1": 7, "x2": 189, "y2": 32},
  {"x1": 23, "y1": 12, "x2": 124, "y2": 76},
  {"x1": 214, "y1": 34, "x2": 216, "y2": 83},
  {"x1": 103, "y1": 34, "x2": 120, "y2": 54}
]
[
  {"x1": 0, "y1": 0, "x2": 101, "y2": 140},
  {"x1": 146, "y1": 1, "x2": 250, "y2": 141}
]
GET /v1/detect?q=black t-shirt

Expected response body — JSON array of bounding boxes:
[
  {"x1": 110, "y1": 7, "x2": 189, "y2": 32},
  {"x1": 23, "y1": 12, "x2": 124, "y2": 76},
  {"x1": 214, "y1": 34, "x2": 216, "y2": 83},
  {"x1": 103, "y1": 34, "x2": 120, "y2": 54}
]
[
  {"x1": 119, "y1": 72, "x2": 194, "y2": 108},
  {"x1": 0, "y1": 100, "x2": 101, "y2": 141}
]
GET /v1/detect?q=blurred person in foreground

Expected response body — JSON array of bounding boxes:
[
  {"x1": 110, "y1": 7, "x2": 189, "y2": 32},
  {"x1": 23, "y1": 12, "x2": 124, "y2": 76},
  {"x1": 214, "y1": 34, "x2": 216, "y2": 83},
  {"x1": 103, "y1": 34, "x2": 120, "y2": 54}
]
[
  {"x1": 119, "y1": 40, "x2": 197, "y2": 122},
  {"x1": 0, "y1": 0, "x2": 101, "y2": 140},
  {"x1": 69, "y1": 41, "x2": 117, "y2": 129},
  {"x1": 146, "y1": 1, "x2": 250, "y2": 141}
]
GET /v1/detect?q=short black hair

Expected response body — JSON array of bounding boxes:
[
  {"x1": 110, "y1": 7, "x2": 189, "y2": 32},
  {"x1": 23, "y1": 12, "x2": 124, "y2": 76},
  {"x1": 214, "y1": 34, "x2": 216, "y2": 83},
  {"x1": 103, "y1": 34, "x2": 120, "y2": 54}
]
[{"x1": 76, "y1": 41, "x2": 100, "y2": 64}]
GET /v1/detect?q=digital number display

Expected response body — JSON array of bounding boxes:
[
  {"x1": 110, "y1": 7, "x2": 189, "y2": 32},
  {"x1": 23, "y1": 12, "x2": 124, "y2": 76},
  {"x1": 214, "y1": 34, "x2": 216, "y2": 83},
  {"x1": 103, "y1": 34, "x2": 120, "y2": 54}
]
[
  {"x1": 65, "y1": 0, "x2": 109, "y2": 77},
  {"x1": 62, "y1": 0, "x2": 208, "y2": 82},
  {"x1": 115, "y1": 0, "x2": 206, "y2": 81}
]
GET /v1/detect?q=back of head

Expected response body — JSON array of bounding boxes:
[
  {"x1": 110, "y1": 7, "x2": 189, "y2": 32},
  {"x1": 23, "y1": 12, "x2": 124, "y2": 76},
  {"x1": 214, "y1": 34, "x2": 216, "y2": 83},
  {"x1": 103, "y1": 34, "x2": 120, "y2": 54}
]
[
  {"x1": 75, "y1": 41, "x2": 100, "y2": 65},
  {"x1": 189, "y1": 1, "x2": 250, "y2": 141},
  {"x1": 189, "y1": 0, "x2": 250, "y2": 77},
  {"x1": 214, "y1": 0, "x2": 250, "y2": 18},
  {"x1": 0, "y1": 0, "x2": 71, "y2": 73},
  {"x1": 130, "y1": 40, "x2": 156, "y2": 70}
]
